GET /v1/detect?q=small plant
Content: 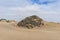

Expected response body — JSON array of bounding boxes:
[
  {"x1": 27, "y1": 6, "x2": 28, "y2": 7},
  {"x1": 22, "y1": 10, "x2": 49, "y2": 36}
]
[{"x1": 0, "y1": 19, "x2": 7, "y2": 21}]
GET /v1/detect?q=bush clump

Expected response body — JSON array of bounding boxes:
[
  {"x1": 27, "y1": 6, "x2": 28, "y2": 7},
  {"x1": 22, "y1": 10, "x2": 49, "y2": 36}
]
[{"x1": 17, "y1": 15, "x2": 44, "y2": 29}]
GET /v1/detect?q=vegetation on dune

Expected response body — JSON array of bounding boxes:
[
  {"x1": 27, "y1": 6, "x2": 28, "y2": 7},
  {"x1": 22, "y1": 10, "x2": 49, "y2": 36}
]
[
  {"x1": 0, "y1": 19, "x2": 16, "y2": 23},
  {"x1": 0, "y1": 15, "x2": 44, "y2": 29},
  {"x1": 0, "y1": 19, "x2": 8, "y2": 22},
  {"x1": 17, "y1": 15, "x2": 44, "y2": 29}
]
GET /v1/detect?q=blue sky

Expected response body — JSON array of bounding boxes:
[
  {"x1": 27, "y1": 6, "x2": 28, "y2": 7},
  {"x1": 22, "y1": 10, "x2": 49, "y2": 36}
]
[{"x1": 0, "y1": 0, "x2": 60, "y2": 22}]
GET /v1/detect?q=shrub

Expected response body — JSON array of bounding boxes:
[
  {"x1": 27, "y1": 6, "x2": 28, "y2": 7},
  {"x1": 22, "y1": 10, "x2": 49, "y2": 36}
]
[{"x1": 17, "y1": 15, "x2": 44, "y2": 29}]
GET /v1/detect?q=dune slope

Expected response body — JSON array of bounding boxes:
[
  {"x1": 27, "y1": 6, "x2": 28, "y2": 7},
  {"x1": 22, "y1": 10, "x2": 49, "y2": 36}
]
[{"x1": 0, "y1": 21, "x2": 60, "y2": 40}]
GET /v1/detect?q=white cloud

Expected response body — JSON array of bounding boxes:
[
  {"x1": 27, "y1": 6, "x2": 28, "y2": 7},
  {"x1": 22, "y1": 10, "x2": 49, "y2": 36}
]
[
  {"x1": 0, "y1": 0, "x2": 60, "y2": 22},
  {"x1": 8, "y1": 4, "x2": 57, "y2": 15},
  {"x1": 9, "y1": 5, "x2": 40, "y2": 12}
]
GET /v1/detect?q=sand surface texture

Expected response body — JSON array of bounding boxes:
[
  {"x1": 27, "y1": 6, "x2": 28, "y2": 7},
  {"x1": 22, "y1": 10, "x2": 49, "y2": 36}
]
[{"x1": 0, "y1": 21, "x2": 60, "y2": 40}]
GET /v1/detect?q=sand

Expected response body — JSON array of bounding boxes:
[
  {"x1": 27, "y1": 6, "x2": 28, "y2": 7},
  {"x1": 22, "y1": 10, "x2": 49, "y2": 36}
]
[{"x1": 0, "y1": 21, "x2": 60, "y2": 40}]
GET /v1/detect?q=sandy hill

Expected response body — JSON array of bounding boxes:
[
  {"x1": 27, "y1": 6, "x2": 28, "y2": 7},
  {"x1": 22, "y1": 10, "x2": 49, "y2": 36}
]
[{"x1": 0, "y1": 20, "x2": 60, "y2": 40}]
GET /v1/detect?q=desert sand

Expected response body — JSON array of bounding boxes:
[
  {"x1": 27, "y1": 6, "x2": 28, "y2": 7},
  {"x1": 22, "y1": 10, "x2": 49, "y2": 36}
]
[{"x1": 0, "y1": 21, "x2": 60, "y2": 40}]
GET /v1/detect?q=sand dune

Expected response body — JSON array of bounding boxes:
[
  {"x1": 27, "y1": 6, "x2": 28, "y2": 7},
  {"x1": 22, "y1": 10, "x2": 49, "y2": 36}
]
[{"x1": 0, "y1": 21, "x2": 60, "y2": 40}]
